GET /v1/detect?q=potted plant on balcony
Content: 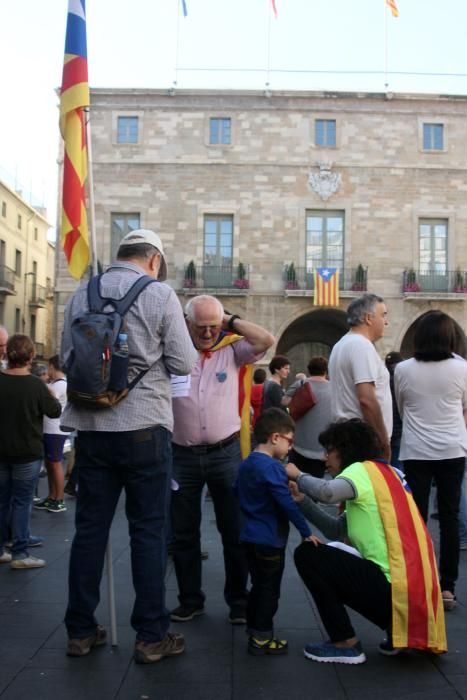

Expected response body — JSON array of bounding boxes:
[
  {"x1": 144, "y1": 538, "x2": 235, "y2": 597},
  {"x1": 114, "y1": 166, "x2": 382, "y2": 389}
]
[
  {"x1": 233, "y1": 261, "x2": 249, "y2": 289},
  {"x1": 403, "y1": 268, "x2": 421, "y2": 293},
  {"x1": 351, "y1": 263, "x2": 367, "y2": 292},
  {"x1": 285, "y1": 263, "x2": 299, "y2": 289},
  {"x1": 183, "y1": 260, "x2": 197, "y2": 288},
  {"x1": 453, "y1": 268, "x2": 467, "y2": 293}
]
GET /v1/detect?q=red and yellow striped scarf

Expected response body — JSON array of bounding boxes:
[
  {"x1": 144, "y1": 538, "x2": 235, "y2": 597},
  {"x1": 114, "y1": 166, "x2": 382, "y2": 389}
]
[
  {"x1": 362, "y1": 460, "x2": 446, "y2": 653},
  {"x1": 204, "y1": 333, "x2": 253, "y2": 458}
]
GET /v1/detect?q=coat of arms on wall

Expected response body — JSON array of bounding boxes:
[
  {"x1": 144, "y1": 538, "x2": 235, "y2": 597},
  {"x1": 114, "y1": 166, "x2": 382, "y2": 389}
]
[{"x1": 308, "y1": 162, "x2": 341, "y2": 201}]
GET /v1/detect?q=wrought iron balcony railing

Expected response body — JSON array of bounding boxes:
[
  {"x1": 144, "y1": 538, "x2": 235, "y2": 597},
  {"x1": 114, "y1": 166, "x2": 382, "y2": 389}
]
[
  {"x1": 0, "y1": 264, "x2": 16, "y2": 293},
  {"x1": 283, "y1": 266, "x2": 368, "y2": 292},
  {"x1": 28, "y1": 282, "x2": 47, "y2": 307},
  {"x1": 182, "y1": 264, "x2": 250, "y2": 290},
  {"x1": 402, "y1": 269, "x2": 467, "y2": 294}
]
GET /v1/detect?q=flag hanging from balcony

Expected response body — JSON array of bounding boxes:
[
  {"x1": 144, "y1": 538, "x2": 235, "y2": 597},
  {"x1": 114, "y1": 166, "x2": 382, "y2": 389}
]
[
  {"x1": 60, "y1": 0, "x2": 90, "y2": 280},
  {"x1": 314, "y1": 268, "x2": 339, "y2": 307},
  {"x1": 386, "y1": 0, "x2": 399, "y2": 17}
]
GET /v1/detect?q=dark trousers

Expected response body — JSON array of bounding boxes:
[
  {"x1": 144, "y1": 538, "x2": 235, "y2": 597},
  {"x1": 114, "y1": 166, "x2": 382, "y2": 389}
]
[
  {"x1": 245, "y1": 543, "x2": 285, "y2": 639},
  {"x1": 294, "y1": 542, "x2": 391, "y2": 642},
  {"x1": 65, "y1": 427, "x2": 172, "y2": 642},
  {"x1": 289, "y1": 449, "x2": 326, "y2": 478},
  {"x1": 403, "y1": 457, "x2": 465, "y2": 592},
  {"x1": 171, "y1": 439, "x2": 248, "y2": 609}
]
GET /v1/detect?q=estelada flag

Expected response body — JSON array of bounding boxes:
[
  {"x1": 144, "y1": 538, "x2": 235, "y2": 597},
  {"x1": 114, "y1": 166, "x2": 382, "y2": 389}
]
[
  {"x1": 60, "y1": 0, "x2": 90, "y2": 280},
  {"x1": 314, "y1": 268, "x2": 339, "y2": 307},
  {"x1": 386, "y1": 0, "x2": 399, "y2": 17}
]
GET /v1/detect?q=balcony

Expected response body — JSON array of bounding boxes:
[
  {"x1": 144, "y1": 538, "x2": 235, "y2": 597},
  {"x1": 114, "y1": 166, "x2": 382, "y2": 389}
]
[
  {"x1": 182, "y1": 264, "x2": 250, "y2": 294},
  {"x1": 0, "y1": 264, "x2": 16, "y2": 295},
  {"x1": 28, "y1": 282, "x2": 47, "y2": 307},
  {"x1": 402, "y1": 269, "x2": 467, "y2": 298},
  {"x1": 283, "y1": 266, "x2": 368, "y2": 294}
]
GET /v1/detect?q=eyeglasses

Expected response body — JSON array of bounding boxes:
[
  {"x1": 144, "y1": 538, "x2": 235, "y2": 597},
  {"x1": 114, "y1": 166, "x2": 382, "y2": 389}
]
[{"x1": 278, "y1": 434, "x2": 294, "y2": 447}]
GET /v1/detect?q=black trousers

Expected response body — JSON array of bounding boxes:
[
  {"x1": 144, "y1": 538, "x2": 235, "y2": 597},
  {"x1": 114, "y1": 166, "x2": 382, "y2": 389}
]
[
  {"x1": 289, "y1": 449, "x2": 325, "y2": 478},
  {"x1": 245, "y1": 543, "x2": 285, "y2": 639},
  {"x1": 294, "y1": 542, "x2": 391, "y2": 643},
  {"x1": 403, "y1": 457, "x2": 465, "y2": 593}
]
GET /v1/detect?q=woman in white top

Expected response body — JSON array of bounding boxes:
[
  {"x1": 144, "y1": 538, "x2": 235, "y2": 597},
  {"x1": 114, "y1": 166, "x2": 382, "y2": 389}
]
[{"x1": 395, "y1": 311, "x2": 467, "y2": 610}]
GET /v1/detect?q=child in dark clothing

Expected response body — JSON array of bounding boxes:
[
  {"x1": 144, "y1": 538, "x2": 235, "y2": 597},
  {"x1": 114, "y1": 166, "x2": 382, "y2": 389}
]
[{"x1": 236, "y1": 408, "x2": 320, "y2": 655}]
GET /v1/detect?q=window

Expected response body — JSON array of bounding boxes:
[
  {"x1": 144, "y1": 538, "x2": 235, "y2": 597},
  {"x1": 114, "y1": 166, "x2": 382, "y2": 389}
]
[
  {"x1": 209, "y1": 118, "x2": 231, "y2": 145},
  {"x1": 34, "y1": 227, "x2": 38, "y2": 241},
  {"x1": 15, "y1": 249, "x2": 22, "y2": 276},
  {"x1": 0, "y1": 240, "x2": 5, "y2": 266},
  {"x1": 423, "y1": 123, "x2": 444, "y2": 151},
  {"x1": 17, "y1": 214, "x2": 22, "y2": 229},
  {"x1": 30, "y1": 314, "x2": 36, "y2": 341},
  {"x1": 306, "y1": 211, "x2": 344, "y2": 271},
  {"x1": 315, "y1": 119, "x2": 336, "y2": 147},
  {"x1": 110, "y1": 213, "x2": 140, "y2": 260},
  {"x1": 117, "y1": 116, "x2": 139, "y2": 144},
  {"x1": 15, "y1": 308, "x2": 21, "y2": 333},
  {"x1": 1, "y1": 202, "x2": 6, "y2": 217},
  {"x1": 203, "y1": 215, "x2": 233, "y2": 286},
  {"x1": 419, "y1": 219, "x2": 447, "y2": 273}
]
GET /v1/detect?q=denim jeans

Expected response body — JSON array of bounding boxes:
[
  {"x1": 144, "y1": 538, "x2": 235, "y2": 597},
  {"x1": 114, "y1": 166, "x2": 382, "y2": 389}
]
[
  {"x1": 0, "y1": 459, "x2": 41, "y2": 559},
  {"x1": 64, "y1": 427, "x2": 172, "y2": 642},
  {"x1": 404, "y1": 457, "x2": 465, "y2": 592},
  {"x1": 245, "y1": 543, "x2": 285, "y2": 639},
  {"x1": 171, "y1": 438, "x2": 248, "y2": 609}
]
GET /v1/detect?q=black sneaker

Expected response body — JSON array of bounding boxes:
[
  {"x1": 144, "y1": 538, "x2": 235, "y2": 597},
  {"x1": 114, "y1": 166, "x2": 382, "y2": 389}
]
[
  {"x1": 33, "y1": 498, "x2": 52, "y2": 510},
  {"x1": 170, "y1": 604, "x2": 205, "y2": 622},
  {"x1": 64, "y1": 483, "x2": 77, "y2": 497},
  {"x1": 229, "y1": 605, "x2": 247, "y2": 625},
  {"x1": 379, "y1": 637, "x2": 404, "y2": 656}
]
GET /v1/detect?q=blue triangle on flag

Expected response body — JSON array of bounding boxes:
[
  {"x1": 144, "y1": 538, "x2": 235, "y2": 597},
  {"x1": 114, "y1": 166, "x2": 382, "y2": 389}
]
[{"x1": 317, "y1": 267, "x2": 337, "y2": 281}]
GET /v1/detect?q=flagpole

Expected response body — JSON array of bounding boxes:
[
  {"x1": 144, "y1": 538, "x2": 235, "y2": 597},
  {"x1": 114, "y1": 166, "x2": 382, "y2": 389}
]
[
  {"x1": 85, "y1": 112, "x2": 98, "y2": 276},
  {"x1": 384, "y1": 0, "x2": 389, "y2": 90},
  {"x1": 266, "y1": 0, "x2": 272, "y2": 90},
  {"x1": 174, "y1": 0, "x2": 181, "y2": 90}
]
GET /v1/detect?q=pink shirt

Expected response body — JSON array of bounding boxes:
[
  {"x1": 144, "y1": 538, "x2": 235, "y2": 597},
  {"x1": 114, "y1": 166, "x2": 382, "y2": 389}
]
[{"x1": 172, "y1": 339, "x2": 264, "y2": 446}]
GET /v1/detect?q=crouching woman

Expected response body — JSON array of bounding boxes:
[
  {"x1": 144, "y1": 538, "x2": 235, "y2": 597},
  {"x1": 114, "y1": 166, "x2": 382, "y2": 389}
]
[{"x1": 286, "y1": 419, "x2": 447, "y2": 665}]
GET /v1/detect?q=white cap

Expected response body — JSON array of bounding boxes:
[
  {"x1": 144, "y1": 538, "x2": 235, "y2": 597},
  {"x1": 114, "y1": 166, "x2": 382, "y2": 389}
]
[{"x1": 119, "y1": 229, "x2": 168, "y2": 281}]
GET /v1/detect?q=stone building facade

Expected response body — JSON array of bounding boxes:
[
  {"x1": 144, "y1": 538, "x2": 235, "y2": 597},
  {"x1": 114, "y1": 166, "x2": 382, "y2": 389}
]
[{"x1": 55, "y1": 89, "x2": 467, "y2": 371}]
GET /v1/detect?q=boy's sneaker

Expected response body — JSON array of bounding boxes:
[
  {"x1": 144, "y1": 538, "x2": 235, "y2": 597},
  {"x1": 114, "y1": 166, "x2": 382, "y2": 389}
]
[
  {"x1": 248, "y1": 636, "x2": 288, "y2": 656},
  {"x1": 170, "y1": 604, "x2": 205, "y2": 622},
  {"x1": 0, "y1": 551, "x2": 12, "y2": 563},
  {"x1": 304, "y1": 640, "x2": 366, "y2": 665},
  {"x1": 46, "y1": 499, "x2": 67, "y2": 513},
  {"x1": 134, "y1": 633, "x2": 185, "y2": 664},
  {"x1": 67, "y1": 625, "x2": 107, "y2": 657},
  {"x1": 34, "y1": 498, "x2": 52, "y2": 510},
  {"x1": 10, "y1": 556, "x2": 46, "y2": 570},
  {"x1": 379, "y1": 637, "x2": 404, "y2": 656}
]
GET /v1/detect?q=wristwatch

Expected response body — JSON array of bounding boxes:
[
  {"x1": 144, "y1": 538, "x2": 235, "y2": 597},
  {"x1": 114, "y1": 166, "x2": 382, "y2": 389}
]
[{"x1": 228, "y1": 314, "x2": 241, "y2": 332}]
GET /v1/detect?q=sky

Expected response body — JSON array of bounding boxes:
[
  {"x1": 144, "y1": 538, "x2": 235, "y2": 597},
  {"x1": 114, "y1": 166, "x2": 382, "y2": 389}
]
[{"x1": 1, "y1": 0, "x2": 466, "y2": 239}]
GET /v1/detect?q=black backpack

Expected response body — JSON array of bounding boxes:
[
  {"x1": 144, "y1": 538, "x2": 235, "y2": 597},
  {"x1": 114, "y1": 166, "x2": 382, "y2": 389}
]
[{"x1": 65, "y1": 274, "x2": 156, "y2": 409}]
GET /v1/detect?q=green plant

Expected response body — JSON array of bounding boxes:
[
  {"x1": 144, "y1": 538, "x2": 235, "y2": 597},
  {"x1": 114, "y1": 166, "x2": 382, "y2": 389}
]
[
  {"x1": 183, "y1": 260, "x2": 197, "y2": 288},
  {"x1": 237, "y1": 262, "x2": 246, "y2": 280}
]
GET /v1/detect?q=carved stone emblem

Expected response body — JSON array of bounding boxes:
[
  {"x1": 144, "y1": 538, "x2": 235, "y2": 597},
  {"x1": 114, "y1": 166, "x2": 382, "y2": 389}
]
[{"x1": 308, "y1": 162, "x2": 341, "y2": 201}]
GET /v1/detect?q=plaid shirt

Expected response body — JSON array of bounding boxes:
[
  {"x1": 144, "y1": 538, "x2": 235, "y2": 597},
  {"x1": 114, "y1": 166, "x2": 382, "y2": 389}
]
[{"x1": 60, "y1": 261, "x2": 198, "y2": 433}]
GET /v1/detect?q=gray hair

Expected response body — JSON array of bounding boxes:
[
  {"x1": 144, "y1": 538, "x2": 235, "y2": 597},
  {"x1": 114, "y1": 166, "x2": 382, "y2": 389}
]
[
  {"x1": 347, "y1": 293, "x2": 384, "y2": 327},
  {"x1": 185, "y1": 295, "x2": 224, "y2": 322}
]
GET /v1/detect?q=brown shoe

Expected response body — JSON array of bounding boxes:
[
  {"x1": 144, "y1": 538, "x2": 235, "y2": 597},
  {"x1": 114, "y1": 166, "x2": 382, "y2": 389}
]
[
  {"x1": 134, "y1": 632, "x2": 185, "y2": 664},
  {"x1": 67, "y1": 625, "x2": 107, "y2": 657}
]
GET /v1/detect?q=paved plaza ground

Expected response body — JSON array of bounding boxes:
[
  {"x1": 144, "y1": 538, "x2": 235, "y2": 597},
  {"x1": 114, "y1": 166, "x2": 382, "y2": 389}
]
[{"x1": 1, "y1": 483, "x2": 466, "y2": 700}]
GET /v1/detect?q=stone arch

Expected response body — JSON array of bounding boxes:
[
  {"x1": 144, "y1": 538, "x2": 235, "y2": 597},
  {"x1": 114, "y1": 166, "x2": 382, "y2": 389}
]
[
  {"x1": 276, "y1": 308, "x2": 348, "y2": 378},
  {"x1": 400, "y1": 310, "x2": 466, "y2": 358}
]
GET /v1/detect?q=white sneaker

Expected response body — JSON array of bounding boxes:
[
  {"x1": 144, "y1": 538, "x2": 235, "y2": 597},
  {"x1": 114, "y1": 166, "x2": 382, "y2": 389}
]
[
  {"x1": 10, "y1": 556, "x2": 46, "y2": 569},
  {"x1": 0, "y1": 551, "x2": 12, "y2": 563}
]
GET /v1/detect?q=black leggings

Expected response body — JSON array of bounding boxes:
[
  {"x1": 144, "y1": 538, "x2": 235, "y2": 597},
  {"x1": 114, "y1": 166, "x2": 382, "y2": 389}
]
[{"x1": 294, "y1": 542, "x2": 391, "y2": 642}]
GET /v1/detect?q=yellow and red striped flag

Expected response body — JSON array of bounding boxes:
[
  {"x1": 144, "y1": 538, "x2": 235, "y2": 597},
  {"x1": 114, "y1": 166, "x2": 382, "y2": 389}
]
[
  {"x1": 314, "y1": 268, "x2": 339, "y2": 307},
  {"x1": 60, "y1": 0, "x2": 90, "y2": 280},
  {"x1": 386, "y1": 0, "x2": 399, "y2": 17}
]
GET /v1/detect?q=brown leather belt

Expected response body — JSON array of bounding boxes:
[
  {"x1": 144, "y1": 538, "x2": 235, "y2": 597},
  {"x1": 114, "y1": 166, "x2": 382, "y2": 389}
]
[{"x1": 174, "y1": 432, "x2": 239, "y2": 454}]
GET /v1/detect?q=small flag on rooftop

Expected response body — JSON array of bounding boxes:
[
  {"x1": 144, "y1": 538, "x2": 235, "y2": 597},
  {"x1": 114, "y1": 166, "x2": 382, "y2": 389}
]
[
  {"x1": 386, "y1": 0, "x2": 399, "y2": 17},
  {"x1": 271, "y1": 0, "x2": 278, "y2": 18},
  {"x1": 181, "y1": 0, "x2": 188, "y2": 17}
]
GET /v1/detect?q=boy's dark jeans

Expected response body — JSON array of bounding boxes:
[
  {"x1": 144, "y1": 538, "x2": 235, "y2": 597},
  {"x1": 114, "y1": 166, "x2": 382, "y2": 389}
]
[{"x1": 245, "y1": 543, "x2": 285, "y2": 639}]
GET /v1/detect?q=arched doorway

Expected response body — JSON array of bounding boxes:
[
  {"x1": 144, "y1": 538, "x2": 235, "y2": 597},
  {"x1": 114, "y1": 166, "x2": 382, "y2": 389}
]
[
  {"x1": 400, "y1": 311, "x2": 466, "y2": 358},
  {"x1": 276, "y1": 308, "x2": 348, "y2": 379}
]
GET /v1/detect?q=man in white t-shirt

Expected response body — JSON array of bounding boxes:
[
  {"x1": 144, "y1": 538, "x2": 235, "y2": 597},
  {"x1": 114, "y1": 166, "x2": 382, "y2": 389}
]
[{"x1": 329, "y1": 294, "x2": 392, "y2": 460}]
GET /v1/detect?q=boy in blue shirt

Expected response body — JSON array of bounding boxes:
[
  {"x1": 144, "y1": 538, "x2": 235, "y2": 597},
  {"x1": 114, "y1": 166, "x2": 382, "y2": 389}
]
[{"x1": 236, "y1": 408, "x2": 319, "y2": 655}]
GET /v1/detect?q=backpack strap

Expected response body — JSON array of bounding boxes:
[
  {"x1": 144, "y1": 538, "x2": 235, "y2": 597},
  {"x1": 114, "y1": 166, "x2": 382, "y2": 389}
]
[{"x1": 87, "y1": 274, "x2": 157, "y2": 314}]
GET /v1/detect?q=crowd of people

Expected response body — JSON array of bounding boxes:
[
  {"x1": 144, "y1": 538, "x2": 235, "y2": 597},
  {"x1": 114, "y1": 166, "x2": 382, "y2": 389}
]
[{"x1": 0, "y1": 228, "x2": 466, "y2": 668}]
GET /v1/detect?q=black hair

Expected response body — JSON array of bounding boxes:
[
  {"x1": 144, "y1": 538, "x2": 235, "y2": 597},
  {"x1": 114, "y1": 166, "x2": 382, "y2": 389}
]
[
  {"x1": 268, "y1": 355, "x2": 290, "y2": 375},
  {"x1": 307, "y1": 356, "x2": 328, "y2": 376},
  {"x1": 117, "y1": 242, "x2": 159, "y2": 261},
  {"x1": 48, "y1": 354, "x2": 63, "y2": 372},
  {"x1": 318, "y1": 419, "x2": 383, "y2": 469},
  {"x1": 254, "y1": 407, "x2": 295, "y2": 445},
  {"x1": 413, "y1": 311, "x2": 455, "y2": 362},
  {"x1": 253, "y1": 368, "x2": 267, "y2": 384}
]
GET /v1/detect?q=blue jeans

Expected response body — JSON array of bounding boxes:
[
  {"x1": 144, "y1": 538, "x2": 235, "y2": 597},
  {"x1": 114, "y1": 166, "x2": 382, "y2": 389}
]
[
  {"x1": 171, "y1": 438, "x2": 248, "y2": 609},
  {"x1": 0, "y1": 459, "x2": 41, "y2": 559},
  {"x1": 64, "y1": 427, "x2": 172, "y2": 642}
]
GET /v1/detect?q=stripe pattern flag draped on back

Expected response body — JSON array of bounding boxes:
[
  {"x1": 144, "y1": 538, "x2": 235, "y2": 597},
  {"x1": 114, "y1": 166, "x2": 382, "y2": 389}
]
[
  {"x1": 60, "y1": 0, "x2": 90, "y2": 280},
  {"x1": 314, "y1": 268, "x2": 339, "y2": 306},
  {"x1": 386, "y1": 0, "x2": 399, "y2": 17}
]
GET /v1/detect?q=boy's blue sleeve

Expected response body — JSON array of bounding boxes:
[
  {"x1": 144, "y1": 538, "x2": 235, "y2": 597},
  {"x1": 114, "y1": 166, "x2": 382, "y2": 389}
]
[{"x1": 268, "y1": 463, "x2": 312, "y2": 538}]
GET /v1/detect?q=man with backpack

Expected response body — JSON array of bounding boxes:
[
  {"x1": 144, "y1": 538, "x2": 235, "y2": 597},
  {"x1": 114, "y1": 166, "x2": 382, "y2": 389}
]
[{"x1": 60, "y1": 229, "x2": 198, "y2": 664}]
